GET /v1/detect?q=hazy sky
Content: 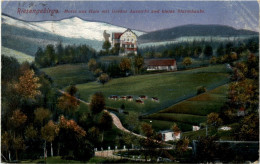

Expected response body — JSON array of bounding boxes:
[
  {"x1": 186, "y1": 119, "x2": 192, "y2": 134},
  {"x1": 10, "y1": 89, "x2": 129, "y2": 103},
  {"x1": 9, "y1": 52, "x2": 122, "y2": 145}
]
[{"x1": 2, "y1": 1, "x2": 259, "y2": 32}]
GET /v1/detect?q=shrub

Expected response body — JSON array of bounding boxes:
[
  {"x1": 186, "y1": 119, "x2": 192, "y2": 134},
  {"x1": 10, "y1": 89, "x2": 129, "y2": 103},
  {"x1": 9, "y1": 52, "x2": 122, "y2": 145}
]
[{"x1": 197, "y1": 86, "x2": 207, "y2": 95}]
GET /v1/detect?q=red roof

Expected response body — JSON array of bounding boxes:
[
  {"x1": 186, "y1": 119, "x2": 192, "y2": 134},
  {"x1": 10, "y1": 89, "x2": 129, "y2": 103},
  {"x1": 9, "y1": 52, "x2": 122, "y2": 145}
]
[
  {"x1": 112, "y1": 33, "x2": 123, "y2": 39},
  {"x1": 239, "y1": 107, "x2": 245, "y2": 111},
  {"x1": 145, "y1": 59, "x2": 176, "y2": 66}
]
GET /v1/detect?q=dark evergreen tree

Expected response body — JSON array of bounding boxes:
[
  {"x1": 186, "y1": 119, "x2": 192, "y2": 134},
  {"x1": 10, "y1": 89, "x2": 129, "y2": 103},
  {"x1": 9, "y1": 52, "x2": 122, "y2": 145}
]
[
  {"x1": 204, "y1": 45, "x2": 213, "y2": 57},
  {"x1": 217, "y1": 44, "x2": 225, "y2": 56}
]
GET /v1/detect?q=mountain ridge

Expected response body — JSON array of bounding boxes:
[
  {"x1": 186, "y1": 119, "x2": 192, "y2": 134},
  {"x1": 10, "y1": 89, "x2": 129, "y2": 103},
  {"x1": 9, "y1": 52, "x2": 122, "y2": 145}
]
[
  {"x1": 2, "y1": 13, "x2": 147, "y2": 33},
  {"x1": 138, "y1": 24, "x2": 258, "y2": 43}
]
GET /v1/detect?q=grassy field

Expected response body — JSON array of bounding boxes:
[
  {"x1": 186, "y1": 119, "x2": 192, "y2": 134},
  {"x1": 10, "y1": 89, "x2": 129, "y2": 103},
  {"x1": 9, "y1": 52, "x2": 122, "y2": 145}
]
[
  {"x1": 142, "y1": 84, "x2": 228, "y2": 132},
  {"x1": 75, "y1": 65, "x2": 229, "y2": 115},
  {"x1": 2, "y1": 46, "x2": 34, "y2": 63},
  {"x1": 182, "y1": 123, "x2": 237, "y2": 140},
  {"x1": 159, "y1": 84, "x2": 228, "y2": 115},
  {"x1": 41, "y1": 63, "x2": 95, "y2": 88}
]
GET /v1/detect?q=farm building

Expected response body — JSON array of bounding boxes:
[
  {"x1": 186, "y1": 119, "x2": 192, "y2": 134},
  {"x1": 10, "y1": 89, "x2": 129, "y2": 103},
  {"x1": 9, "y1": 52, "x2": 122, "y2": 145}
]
[
  {"x1": 160, "y1": 130, "x2": 181, "y2": 141},
  {"x1": 111, "y1": 29, "x2": 138, "y2": 56},
  {"x1": 145, "y1": 59, "x2": 177, "y2": 71}
]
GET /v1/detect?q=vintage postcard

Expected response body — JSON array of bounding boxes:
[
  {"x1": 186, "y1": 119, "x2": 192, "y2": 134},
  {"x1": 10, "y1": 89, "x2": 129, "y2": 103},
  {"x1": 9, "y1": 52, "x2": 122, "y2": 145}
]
[{"x1": 1, "y1": 0, "x2": 259, "y2": 163}]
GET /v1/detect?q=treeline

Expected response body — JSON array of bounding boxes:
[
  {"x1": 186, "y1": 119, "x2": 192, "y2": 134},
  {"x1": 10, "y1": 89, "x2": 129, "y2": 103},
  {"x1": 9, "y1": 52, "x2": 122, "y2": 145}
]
[
  {"x1": 35, "y1": 43, "x2": 97, "y2": 67},
  {"x1": 139, "y1": 37, "x2": 259, "y2": 59},
  {"x1": 87, "y1": 55, "x2": 145, "y2": 81}
]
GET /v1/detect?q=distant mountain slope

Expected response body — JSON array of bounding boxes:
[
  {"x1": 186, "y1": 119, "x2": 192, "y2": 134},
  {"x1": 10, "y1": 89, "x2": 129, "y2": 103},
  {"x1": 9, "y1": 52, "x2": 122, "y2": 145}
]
[
  {"x1": 1, "y1": 46, "x2": 34, "y2": 63},
  {"x1": 1, "y1": 15, "x2": 145, "y2": 56},
  {"x1": 139, "y1": 24, "x2": 258, "y2": 43}
]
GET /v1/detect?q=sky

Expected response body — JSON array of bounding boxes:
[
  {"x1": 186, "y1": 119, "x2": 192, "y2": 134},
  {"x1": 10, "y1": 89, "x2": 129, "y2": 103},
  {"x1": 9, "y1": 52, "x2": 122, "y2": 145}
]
[{"x1": 1, "y1": 1, "x2": 259, "y2": 32}]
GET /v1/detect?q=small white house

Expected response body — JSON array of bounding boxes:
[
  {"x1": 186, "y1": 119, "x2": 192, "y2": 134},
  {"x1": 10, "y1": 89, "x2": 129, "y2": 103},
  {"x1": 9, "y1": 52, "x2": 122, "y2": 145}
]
[
  {"x1": 237, "y1": 107, "x2": 245, "y2": 116},
  {"x1": 219, "y1": 126, "x2": 232, "y2": 131},
  {"x1": 160, "y1": 130, "x2": 181, "y2": 141},
  {"x1": 192, "y1": 126, "x2": 200, "y2": 131}
]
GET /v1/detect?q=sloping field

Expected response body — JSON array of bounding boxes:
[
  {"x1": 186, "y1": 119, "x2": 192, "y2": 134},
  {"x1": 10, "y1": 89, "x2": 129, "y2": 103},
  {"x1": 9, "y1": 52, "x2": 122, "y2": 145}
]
[
  {"x1": 76, "y1": 65, "x2": 230, "y2": 115},
  {"x1": 143, "y1": 84, "x2": 228, "y2": 131},
  {"x1": 41, "y1": 63, "x2": 95, "y2": 88}
]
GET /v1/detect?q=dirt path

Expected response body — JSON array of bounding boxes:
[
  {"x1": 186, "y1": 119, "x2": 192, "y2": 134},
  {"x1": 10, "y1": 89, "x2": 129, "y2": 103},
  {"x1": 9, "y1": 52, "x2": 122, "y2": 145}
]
[
  {"x1": 105, "y1": 110, "x2": 145, "y2": 138},
  {"x1": 95, "y1": 150, "x2": 121, "y2": 159}
]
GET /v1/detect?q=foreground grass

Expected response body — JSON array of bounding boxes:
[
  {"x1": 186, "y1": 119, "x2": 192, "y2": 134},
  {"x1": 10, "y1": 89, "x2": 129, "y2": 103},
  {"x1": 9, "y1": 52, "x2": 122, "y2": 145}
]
[
  {"x1": 21, "y1": 156, "x2": 81, "y2": 163},
  {"x1": 143, "y1": 84, "x2": 228, "y2": 131},
  {"x1": 41, "y1": 63, "x2": 95, "y2": 88},
  {"x1": 76, "y1": 65, "x2": 229, "y2": 115},
  {"x1": 21, "y1": 156, "x2": 134, "y2": 163}
]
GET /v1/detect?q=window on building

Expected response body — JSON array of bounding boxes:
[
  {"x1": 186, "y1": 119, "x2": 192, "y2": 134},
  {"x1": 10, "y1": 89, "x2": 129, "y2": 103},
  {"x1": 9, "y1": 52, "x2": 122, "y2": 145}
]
[{"x1": 131, "y1": 44, "x2": 134, "y2": 48}]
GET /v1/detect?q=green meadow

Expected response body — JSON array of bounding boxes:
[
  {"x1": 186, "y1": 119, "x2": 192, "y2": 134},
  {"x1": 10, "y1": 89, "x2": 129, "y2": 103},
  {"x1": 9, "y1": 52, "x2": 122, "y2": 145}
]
[
  {"x1": 75, "y1": 65, "x2": 230, "y2": 114},
  {"x1": 41, "y1": 63, "x2": 95, "y2": 88}
]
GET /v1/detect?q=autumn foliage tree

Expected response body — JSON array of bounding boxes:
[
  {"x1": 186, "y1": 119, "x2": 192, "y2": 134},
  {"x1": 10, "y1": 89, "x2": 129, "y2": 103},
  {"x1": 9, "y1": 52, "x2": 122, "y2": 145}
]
[
  {"x1": 176, "y1": 137, "x2": 189, "y2": 156},
  {"x1": 34, "y1": 108, "x2": 51, "y2": 126},
  {"x1": 41, "y1": 120, "x2": 59, "y2": 157},
  {"x1": 119, "y1": 58, "x2": 132, "y2": 75},
  {"x1": 134, "y1": 55, "x2": 144, "y2": 74},
  {"x1": 182, "y1": 57, "x2": 192, "y2": 66},
  {"x1": 141, "y1": 123, "x2": 154, "y2": 138},
  {"x1": 207, "y1": 113, "x2": 223, "y2": 127},
  {"x1": 57, "y1": 93, "x2": 80, "y2": 117},
  {"x1": 57, "y1": 115, "x2": 93, "y2": 160},
  {"x1": 87, "y1": 58, "x2": 97, "y2": 72},
  {"x1": 90, "y1": 92, "x2": 105, "y2": 115},
  {"x1": 98, "y1": 73, "x2": 109, "y2": 85},
  {"x1": 220, "y1": 53, "x2": 259, "y2": 141},
  {"x1": 9, "y1": 109, "x2": 27, "y2": 160},
  {"x1": 2, "y1": 131, "x2": 12, "y2": 161},
  {"x1": 172, "y1": 123, "x2": 180, "y2": 133},
  {"x1": 236, "y1": 113, "x2": 259, "y2": 141},
  {"x1": 140, "y1": 123, "x2": 162, "y2": 162},
  {"x1": 15, "y1": 69, "x2": 41, "y2": 99}
]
